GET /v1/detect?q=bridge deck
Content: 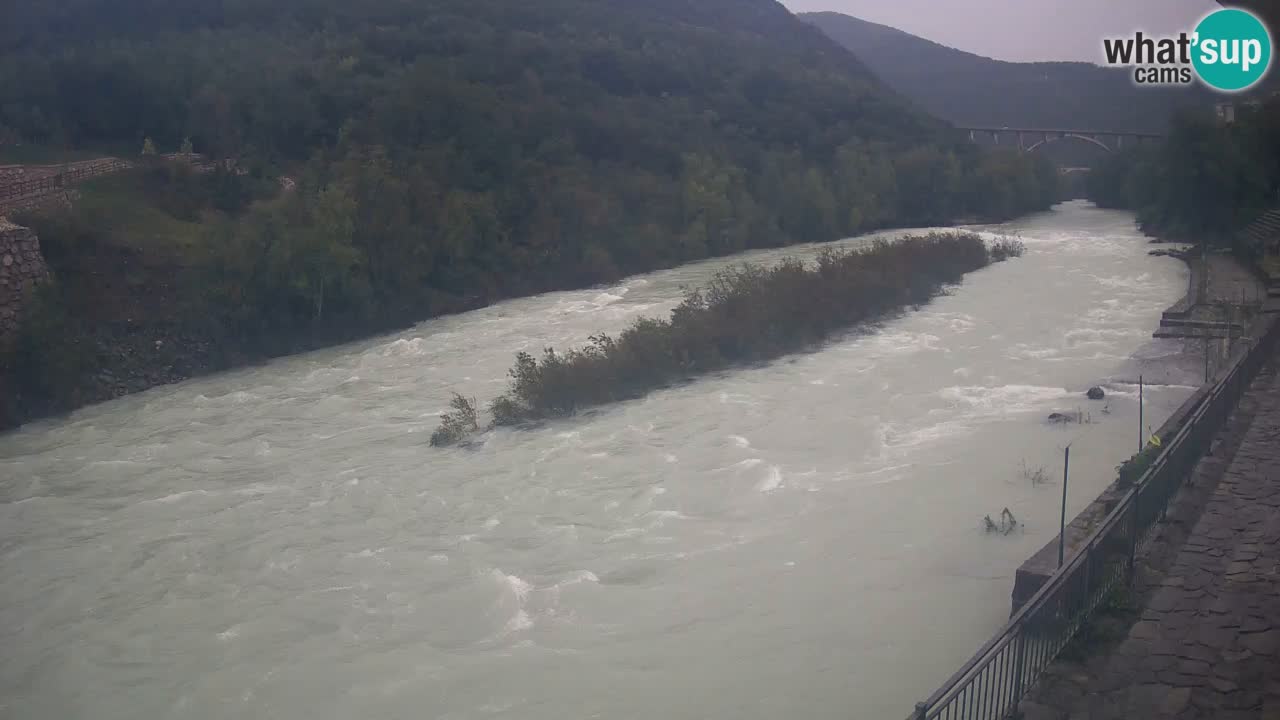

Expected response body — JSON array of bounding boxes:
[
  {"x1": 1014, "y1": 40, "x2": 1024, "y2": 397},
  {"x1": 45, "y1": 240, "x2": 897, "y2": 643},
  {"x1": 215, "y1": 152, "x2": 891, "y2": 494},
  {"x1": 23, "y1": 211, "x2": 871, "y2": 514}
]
[{"x1": 957, "y1": 126, "x2": 1166, "y2": 138}]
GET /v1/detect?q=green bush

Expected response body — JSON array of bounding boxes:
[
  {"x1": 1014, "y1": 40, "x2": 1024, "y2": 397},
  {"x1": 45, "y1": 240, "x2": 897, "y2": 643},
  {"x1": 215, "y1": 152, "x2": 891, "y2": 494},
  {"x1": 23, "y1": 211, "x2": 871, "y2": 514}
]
[{"x1": 1117, "y1": 443, "x2": 1161, "y2": 489}]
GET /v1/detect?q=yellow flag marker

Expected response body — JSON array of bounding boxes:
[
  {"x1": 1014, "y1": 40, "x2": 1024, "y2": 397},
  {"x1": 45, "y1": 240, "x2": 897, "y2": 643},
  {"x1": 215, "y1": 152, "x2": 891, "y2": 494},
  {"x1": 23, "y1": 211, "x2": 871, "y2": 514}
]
[{"x1": 1149, "y1": 434, "x2": 1162, "y2": 448}]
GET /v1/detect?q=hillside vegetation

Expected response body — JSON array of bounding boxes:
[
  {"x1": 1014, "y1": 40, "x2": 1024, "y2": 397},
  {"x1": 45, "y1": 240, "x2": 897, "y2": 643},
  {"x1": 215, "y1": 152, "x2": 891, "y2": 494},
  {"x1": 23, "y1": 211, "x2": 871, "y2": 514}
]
[
  {"x1": 1086, "y1": 99, "x2": 1280, "y2": 245},
  {"x1": 801, "y1": 12, "x2": 1206, "y2": 133},
  {"x1": 0, "y1": 0, "x2": 1057, "y2": 426}
]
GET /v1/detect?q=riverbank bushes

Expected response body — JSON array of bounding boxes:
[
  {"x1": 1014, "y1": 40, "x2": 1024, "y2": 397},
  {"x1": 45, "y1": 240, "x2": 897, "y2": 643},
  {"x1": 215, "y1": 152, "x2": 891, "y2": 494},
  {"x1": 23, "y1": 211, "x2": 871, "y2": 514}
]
[
  {"x1": 1117, "y1": 443, "x2": 1160, "y2": 489},
  {"x1": 432, "y1": 232, "x2": 1021, "y2": 445}
]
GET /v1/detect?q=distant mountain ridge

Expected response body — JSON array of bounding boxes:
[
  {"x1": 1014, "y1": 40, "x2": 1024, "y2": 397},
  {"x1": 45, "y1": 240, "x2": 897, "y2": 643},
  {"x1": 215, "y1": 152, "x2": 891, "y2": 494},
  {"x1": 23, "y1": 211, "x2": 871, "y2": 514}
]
[{"x1": 801, "y1": 11, "x2": 1207, "y2": 133}]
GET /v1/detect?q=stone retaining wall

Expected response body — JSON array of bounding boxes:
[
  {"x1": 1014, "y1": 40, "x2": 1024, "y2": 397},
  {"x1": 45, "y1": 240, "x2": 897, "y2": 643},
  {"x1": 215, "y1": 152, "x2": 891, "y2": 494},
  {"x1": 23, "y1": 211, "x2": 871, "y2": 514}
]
[
  {"x1": 0, "y1": 219, "x2": 48, "y2": 349},
  {"x1": 1161, "y1": 254, "x2": 1202, "y2": 321}
]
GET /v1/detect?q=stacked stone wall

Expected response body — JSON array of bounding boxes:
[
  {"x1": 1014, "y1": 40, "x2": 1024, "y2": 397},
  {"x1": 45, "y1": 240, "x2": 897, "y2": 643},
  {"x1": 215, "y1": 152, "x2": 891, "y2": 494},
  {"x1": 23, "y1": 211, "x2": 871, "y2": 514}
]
[{"x1": 0, "y1": 220, "x2": 48, "y2": 348}]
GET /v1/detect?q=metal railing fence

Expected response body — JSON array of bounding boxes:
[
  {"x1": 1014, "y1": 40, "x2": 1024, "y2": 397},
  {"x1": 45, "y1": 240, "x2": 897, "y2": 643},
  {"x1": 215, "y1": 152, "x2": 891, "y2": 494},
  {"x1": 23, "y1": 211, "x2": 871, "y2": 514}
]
[{"x1": 908, "y1": 314, "x2": 1280, "y2": 720}]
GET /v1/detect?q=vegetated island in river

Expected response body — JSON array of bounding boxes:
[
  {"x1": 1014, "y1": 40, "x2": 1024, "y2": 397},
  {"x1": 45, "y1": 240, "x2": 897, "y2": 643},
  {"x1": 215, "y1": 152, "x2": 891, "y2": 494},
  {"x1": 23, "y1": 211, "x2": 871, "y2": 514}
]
[{"x1": 432, "y1": 231, "x2": 1024, "y2": 446}]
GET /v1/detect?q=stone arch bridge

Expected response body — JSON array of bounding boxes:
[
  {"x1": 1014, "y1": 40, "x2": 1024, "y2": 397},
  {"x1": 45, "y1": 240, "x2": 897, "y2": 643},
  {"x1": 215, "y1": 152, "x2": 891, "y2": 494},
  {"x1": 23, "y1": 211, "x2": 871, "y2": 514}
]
[{"x1": 959, "y1": 126, "x2": 1166, "y2": 153}]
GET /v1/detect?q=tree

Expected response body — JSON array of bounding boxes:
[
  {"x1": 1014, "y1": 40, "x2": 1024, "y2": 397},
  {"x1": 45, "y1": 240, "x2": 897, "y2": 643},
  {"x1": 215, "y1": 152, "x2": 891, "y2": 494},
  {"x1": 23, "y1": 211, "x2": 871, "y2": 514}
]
[
  {"x1": 1088, "y1": 101, "x2": 1280, "y2": 247},
  {"x1": 681, "y1": 153, "x2": 739, "y2": 255},
  {"x1": 294, "y1": 186, "x2": 365, "y2": 321}
]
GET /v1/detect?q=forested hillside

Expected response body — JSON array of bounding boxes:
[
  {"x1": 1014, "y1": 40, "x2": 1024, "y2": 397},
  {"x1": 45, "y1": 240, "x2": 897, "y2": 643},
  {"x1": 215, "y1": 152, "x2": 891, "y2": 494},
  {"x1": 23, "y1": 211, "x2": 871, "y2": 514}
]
[
  {"x1": 801, "y1": 11, "x2": 1206, "y2": 133},
  {"x1": 0, "y1": 0, "x2": 1058, "y2": 425}
]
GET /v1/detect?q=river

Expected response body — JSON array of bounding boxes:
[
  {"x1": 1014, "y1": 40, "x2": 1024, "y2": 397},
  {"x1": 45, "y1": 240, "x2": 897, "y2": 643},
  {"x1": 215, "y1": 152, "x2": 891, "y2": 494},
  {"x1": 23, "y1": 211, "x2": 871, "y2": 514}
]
[{"x1": 0, "y1": 201, "x2": 1197, "y2": 719}]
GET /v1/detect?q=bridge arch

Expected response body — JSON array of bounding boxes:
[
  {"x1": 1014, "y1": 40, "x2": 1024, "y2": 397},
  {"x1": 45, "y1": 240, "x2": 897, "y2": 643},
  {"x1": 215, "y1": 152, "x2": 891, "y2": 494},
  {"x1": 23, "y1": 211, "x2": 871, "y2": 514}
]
[
  {"x1": 1024, "y1": 133, "x2": 1115, "y2": 154},
  {"x1": 959, "y1": 126, "x2": 1163, "y2": 154}
]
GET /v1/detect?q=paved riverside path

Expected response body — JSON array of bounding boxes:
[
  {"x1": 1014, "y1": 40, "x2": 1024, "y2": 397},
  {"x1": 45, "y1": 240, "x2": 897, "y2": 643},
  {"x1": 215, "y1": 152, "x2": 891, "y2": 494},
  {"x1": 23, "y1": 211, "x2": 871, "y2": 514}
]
[
  {"x1": 1188, "y1": 254, "x2": 1270, "y2": 323},
  {"x1": 1027, "y1": 355, "x2": 1280, "y2": 720}
]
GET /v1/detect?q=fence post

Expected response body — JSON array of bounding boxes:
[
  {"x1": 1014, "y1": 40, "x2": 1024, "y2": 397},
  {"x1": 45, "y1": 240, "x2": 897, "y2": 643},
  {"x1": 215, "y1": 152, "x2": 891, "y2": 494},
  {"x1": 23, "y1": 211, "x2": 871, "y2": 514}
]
[
  {"x1": 1058, "y1": 446, "x2": 1070, "y2": 568},
  {"x1": 913, "y1": 702, "x2": 927, "y2": 720},
  {"x1": 1138, "y1": 375, "x2": 1144, "y2": 453},
  {"x1": 1010, "y1": 627, "x2": 1029, "y2": 711},
  {"x1": 1222, "y1": 379, "x2": 1231, "y2": 427},
  {"x1": 1127, "y1": 497, "x2": 1139, "y2": 579},
  {"x1": 1083, "y1": 539, "x2": 1093, "y2": 606}
]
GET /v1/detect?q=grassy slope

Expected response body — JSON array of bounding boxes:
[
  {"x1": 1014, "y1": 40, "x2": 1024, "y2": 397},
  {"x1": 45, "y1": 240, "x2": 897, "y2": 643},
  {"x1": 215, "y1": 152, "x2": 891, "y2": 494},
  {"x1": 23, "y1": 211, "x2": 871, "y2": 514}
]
[{"x1": 70, "y1": 174, "x2": 208, "y2": 260}]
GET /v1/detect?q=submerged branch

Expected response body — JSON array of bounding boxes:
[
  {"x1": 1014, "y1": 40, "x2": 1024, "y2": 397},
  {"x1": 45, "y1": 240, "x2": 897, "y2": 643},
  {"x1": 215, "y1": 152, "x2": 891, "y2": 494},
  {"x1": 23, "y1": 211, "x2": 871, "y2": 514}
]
[{"x1": 429, "y1": 393, "x2": 481, "y2": 447}]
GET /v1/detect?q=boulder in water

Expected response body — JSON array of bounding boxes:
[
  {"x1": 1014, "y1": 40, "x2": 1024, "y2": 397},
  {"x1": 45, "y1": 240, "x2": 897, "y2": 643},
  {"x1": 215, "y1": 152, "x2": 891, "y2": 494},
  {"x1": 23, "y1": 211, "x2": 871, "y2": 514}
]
[
  {"x1": 1087, "y1": 386, "x2": 1106, "y2": 400},
  {"x1": 1047, "y1": 412, "x2": 1070, "y2": 423}
]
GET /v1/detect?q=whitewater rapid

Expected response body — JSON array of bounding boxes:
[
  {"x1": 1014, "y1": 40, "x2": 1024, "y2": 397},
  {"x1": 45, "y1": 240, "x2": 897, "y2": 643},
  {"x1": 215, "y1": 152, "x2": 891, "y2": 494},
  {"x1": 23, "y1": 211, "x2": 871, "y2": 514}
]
[{"x1": 0, "y1": 202, "x2": 1195, "y2": 719}]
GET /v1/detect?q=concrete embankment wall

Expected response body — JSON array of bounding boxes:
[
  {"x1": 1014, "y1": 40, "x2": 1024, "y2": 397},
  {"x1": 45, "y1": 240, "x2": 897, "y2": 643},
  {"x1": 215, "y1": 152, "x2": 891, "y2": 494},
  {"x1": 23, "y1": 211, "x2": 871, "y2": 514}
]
[{"x1": 0, "y1": 219, "x2": 48, "y2": 349}]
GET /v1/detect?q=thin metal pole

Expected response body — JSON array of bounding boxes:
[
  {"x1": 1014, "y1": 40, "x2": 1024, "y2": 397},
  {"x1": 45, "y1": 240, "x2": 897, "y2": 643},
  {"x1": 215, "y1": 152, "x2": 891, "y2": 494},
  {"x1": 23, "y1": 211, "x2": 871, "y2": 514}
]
[
  {"x1": 1138, "y1": 374, "x2": 1144, "y2": 452},
  {"x1": 1058, "y1": 446, "x2": 1071, "y2": 568}
]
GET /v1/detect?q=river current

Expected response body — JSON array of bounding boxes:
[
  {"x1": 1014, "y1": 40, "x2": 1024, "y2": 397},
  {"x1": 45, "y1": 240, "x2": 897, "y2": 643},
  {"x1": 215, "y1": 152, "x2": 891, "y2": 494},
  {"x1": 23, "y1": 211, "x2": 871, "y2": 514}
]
[{"x1": 1, "y1": 201, "x2": 1197, "y2": 719}]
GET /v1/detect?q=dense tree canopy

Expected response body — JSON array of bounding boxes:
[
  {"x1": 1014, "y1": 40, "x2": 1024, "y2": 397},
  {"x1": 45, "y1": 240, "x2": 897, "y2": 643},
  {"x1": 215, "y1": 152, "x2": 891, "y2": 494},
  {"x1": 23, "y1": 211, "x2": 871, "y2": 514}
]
[
  {"x1": 5, "y1": 0, "x2": 1058, "y2": 318},
  {"x1": 4, "y1": 0, "x2": 936, "y2": 159},
  {"x1": 1086, "y1": 100, "x2": 1280, "y2": 245},
  {"x1": 2, "y1": 0, "x2": 1059, "y2": 424}
]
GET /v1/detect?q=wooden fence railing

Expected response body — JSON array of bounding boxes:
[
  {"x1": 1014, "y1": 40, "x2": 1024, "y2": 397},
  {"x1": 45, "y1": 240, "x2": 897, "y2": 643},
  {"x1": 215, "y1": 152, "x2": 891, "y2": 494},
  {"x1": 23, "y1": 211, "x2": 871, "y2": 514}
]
[{"x1": 0, "y1": 158, "x2": 131, "y2": 214}]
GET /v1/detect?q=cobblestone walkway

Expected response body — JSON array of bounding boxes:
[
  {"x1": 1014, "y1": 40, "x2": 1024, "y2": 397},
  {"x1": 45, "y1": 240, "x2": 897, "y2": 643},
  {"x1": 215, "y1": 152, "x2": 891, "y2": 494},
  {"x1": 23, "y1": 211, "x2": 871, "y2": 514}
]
[{"x1": 1030, "y1": 359, "x2": 1280, "y2": 719}]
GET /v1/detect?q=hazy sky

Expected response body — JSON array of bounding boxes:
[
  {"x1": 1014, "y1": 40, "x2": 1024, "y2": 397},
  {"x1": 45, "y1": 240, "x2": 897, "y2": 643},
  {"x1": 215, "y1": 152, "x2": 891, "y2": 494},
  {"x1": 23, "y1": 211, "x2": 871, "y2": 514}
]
[{"x1": 780, "y1": 0, "x2": 1222, "y2": 63}]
